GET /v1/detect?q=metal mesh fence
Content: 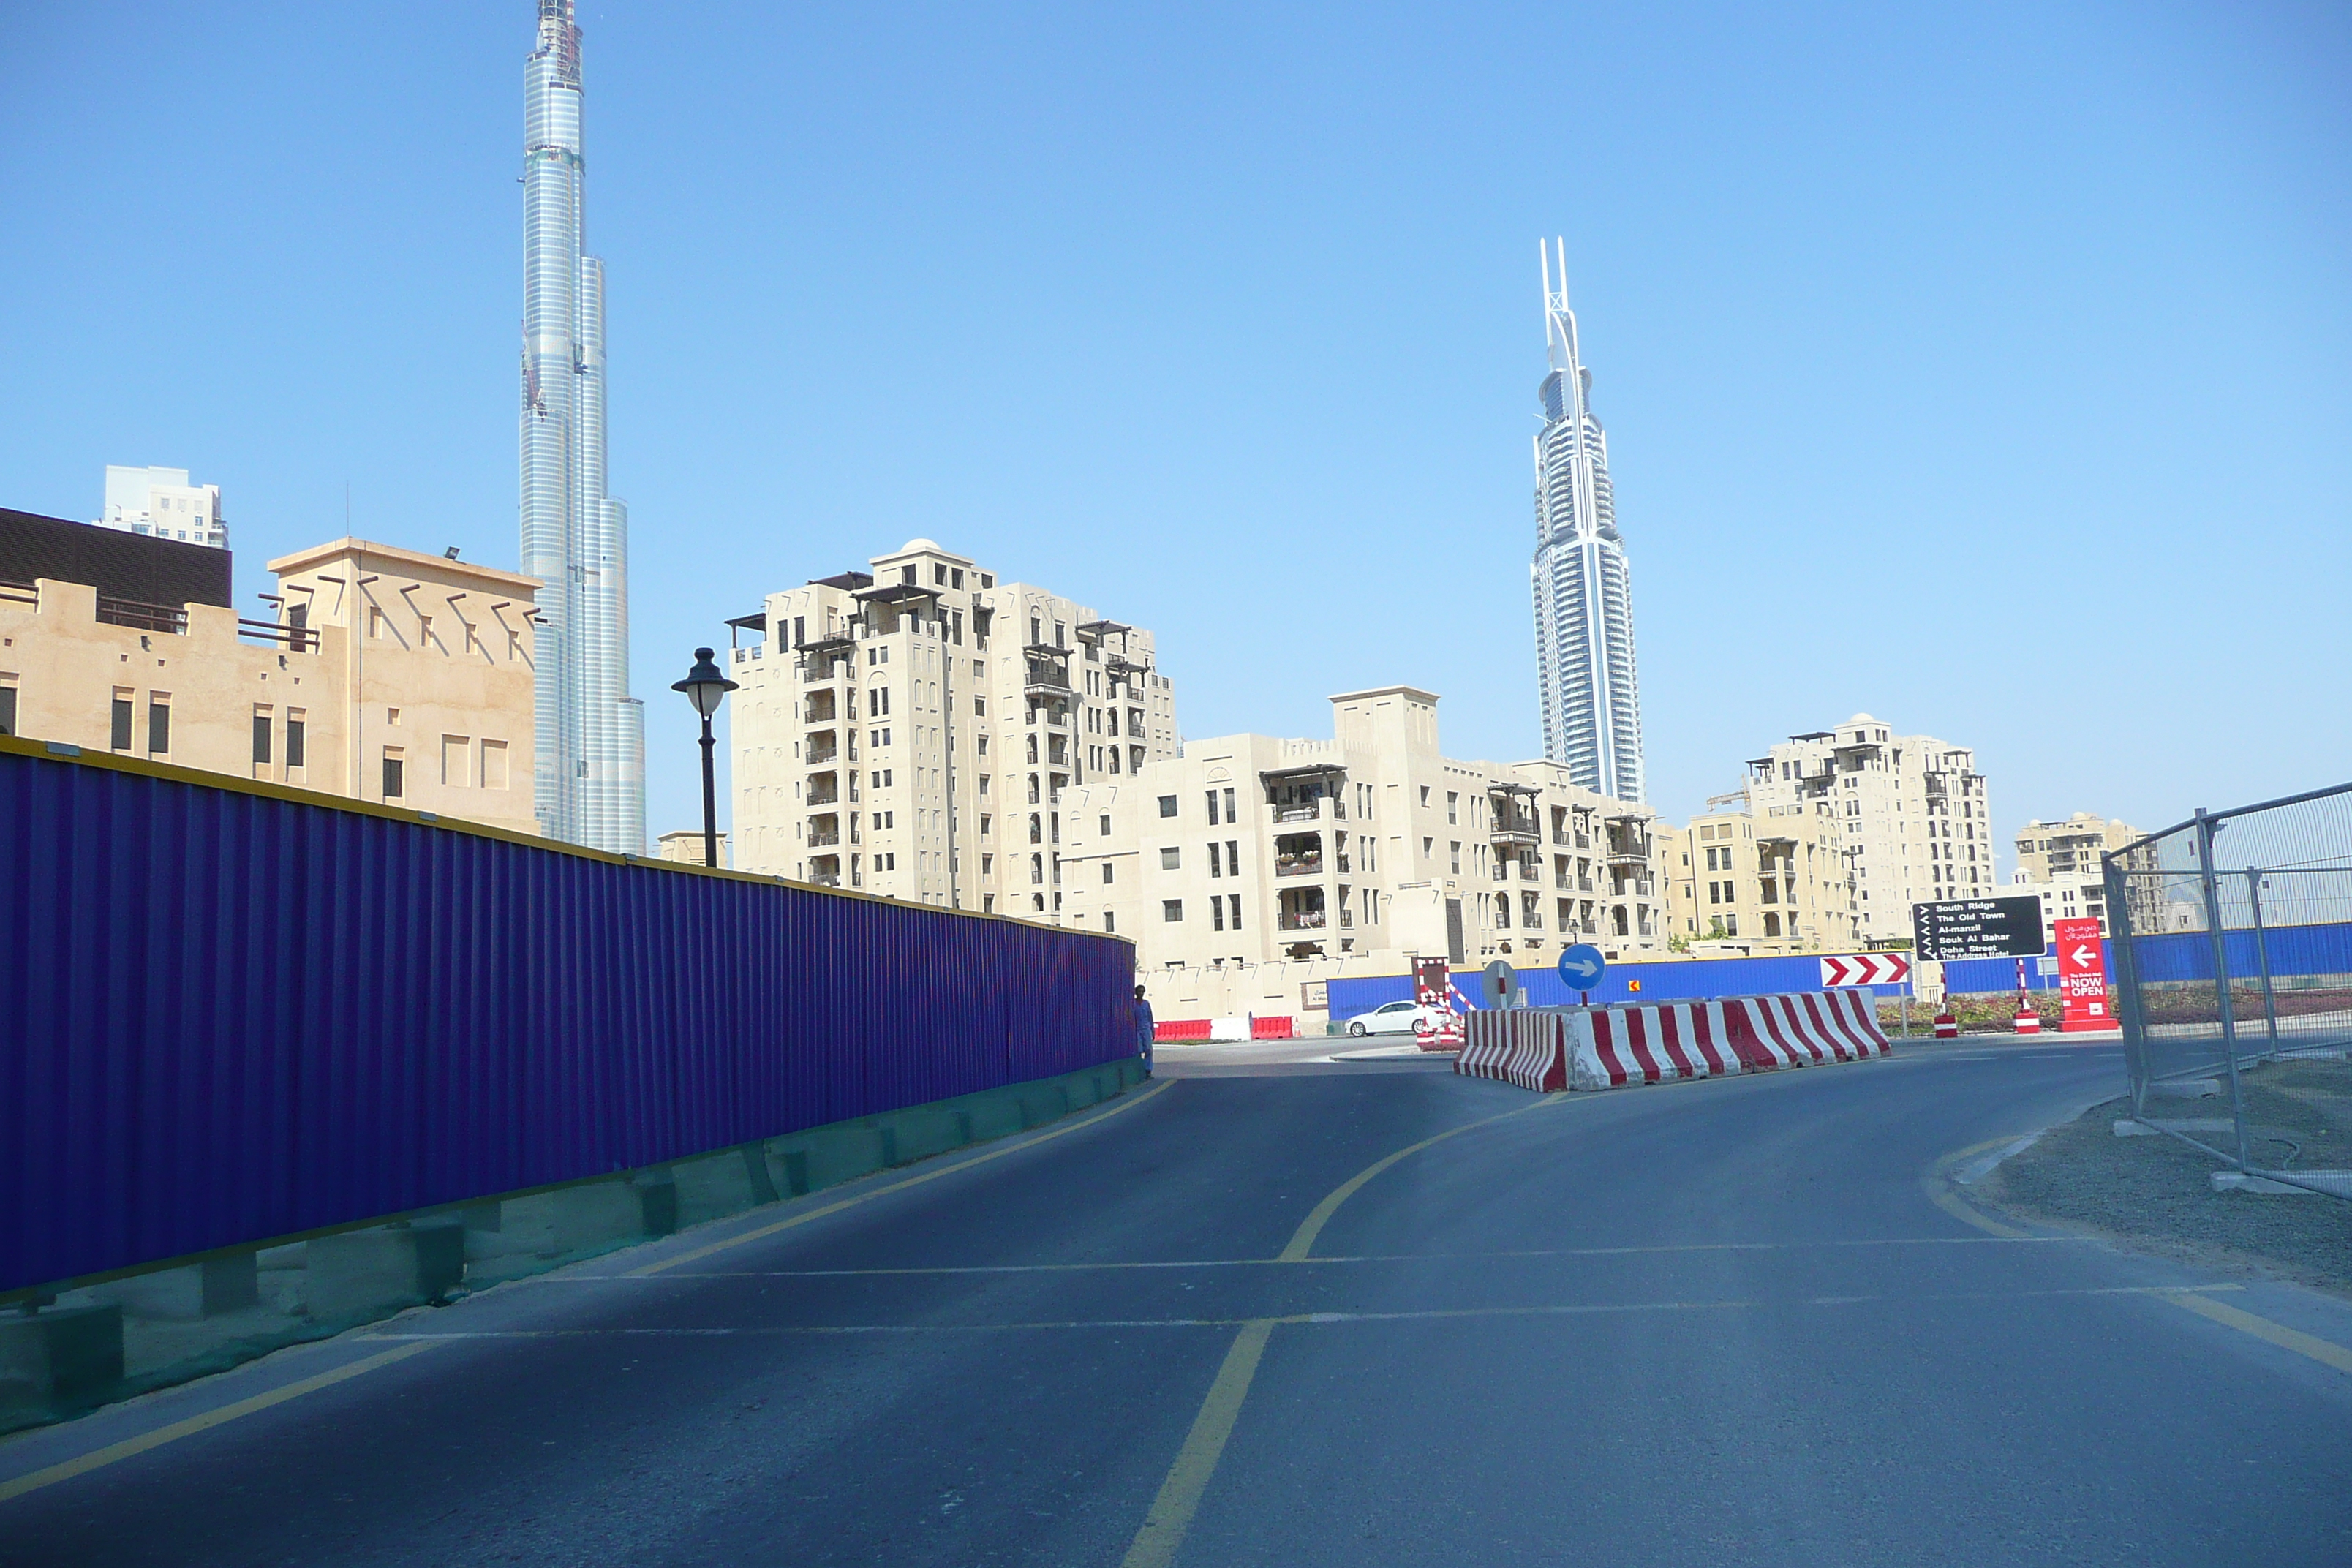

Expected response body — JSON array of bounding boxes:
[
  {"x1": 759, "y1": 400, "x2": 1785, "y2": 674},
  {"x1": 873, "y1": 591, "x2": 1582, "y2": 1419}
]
[{"x1": 2107, "y1": 781, "x2": 2352, "y2": 1196}]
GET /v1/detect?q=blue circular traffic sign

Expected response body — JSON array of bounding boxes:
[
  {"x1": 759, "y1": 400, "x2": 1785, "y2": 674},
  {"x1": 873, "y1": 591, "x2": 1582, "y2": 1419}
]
[{"x1": 1557, "y1": 943, "x2": 1607, "y2": 990}]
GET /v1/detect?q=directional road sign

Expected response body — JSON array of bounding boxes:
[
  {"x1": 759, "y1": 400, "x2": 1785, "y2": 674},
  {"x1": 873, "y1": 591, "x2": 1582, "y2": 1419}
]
[
  {"x1": 1819, "y1": 953, "x2": 1910, "y2": 987},
  {"x1": 1912, "y1": 896, "x2": 2046, "y2": 961},
  {"x1": 1557, "y1": 944, "x2": 1607, "y2": 989}
]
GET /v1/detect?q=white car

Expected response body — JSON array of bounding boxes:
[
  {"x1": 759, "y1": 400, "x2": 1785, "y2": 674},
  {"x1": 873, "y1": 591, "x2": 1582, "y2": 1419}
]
[{"x1": 1343, "y1": 1000, "x2": 1451, "y2": 1037}]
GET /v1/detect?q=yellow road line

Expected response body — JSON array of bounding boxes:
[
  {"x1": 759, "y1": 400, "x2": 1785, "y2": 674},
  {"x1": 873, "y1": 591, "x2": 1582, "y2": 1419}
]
[
  {"x1": 2160, "y1": 1291, "x2": 2352, "y2": 1376},
  {"x1": 627, "y1": 1077, "x2": 1175, "y2": 1276},
  {"x1": 1119, "y1": 1318, "x2": 1277, "y2": 1568},
  {"x1": 0, "y1": 1341, "x2": 440, "y2": 1507},
  {"x1": 1277, "y1": 1092, "x2": 1568, "y2": 1262},
  {"x1": 582, "y1": 1232, "x2": 2087, "y2": 1281},
  {"x1": 1920, "y1": 1135, "x2": 2037, "y2": 1238}
]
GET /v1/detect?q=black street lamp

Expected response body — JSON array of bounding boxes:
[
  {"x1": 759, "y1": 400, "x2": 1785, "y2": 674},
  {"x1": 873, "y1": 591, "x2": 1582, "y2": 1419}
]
[{"x1": 672, "y1": 647, "x2": 739, "y2": 868}]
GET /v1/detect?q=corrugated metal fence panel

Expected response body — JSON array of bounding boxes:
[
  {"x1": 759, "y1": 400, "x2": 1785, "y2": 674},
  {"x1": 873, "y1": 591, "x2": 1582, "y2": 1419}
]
[
  {"x1": 2124, "y1": 922, "x2": 2352, "y2": 985},
  {"x1": 0, "y1": 746, "x2": 1133, "y2": 1295}
]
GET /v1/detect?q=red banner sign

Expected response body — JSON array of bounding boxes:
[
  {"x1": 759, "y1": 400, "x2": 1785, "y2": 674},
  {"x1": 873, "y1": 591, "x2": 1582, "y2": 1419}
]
[
  {"x1": 1414, "y1": 957, "x2": 1463, "y2": 1051},
  {"x1": 2054, "y1": 918, "x2": 2111, "y2": 1032}
]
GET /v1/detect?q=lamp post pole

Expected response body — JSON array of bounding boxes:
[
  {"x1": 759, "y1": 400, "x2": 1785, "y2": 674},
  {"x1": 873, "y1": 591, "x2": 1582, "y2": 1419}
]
[
  {"x1": 672, "y1": 647, "x2": 739, "y2": 871},
  {"x1": 698, "y1": 708, "x2": 719, "y2": 868}
]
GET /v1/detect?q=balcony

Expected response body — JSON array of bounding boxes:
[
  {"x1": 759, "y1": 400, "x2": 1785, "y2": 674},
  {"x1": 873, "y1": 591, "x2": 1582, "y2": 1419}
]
[
  {"x1": 1490, "y1": 813, "x2": 1540, "y2": 847},
  {"x1": 807, "y1": 830, "x2": 840, "y2": 848},
  {"x1": 96, "y1": 595, "x2": 186, "y2": 636},
  {"x1": 1275, "y1": 855, "x2": 1324, "y2": 879},
  {"x1": 1278, "y1": 910, "x2": 1328, "y2": 932},
  {"x1": 238, "y1": 617, "x2": 320, "y2": 653},
  {"x1": 807, "y1": 742, "x2": 838, "y2": 766},
  {"x1": 807, "y1": 771, "x2": 840, "y2": 807}
]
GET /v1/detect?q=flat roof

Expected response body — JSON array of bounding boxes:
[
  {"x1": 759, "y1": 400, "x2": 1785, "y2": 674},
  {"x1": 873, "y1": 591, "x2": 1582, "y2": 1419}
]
[
  {"x1": 267, "y1": 537, "x2": 540, "y2": 593},
  {"x1": 1327, "y1": 685, "x2": 1441, "y2": 706}
]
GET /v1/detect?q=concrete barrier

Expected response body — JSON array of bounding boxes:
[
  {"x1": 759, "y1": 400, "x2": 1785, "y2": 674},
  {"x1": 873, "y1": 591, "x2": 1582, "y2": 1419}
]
[
  {"x1": 95, "y1": 1255, "x2": 259, "y2": 1322},
  {"x1": 1457, "y1": 994, "x2": 1892, "y2": 1095},
  {"x1": 1458, "y1": 1011, "x2": 1568, "y2": 1090},
  {"x1": 306, "y1": 1225, "x2": 466, "y2": 1321},
  {"x1": 0, "y1": 1305, "x2": 123, "y2": 1420}
]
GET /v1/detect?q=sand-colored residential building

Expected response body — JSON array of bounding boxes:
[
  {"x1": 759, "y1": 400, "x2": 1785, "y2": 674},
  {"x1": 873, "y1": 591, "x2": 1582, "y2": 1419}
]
[
  {"x1": 1659, "y1": 794, "x2": 1858, "y2": 954},
  {"x1": 726, "y1": 539, "x2": 1180, "y2": 911},
  {"x1": 1054, "y1": 685, "x2": 1667, "y2": 973},
  {"x1": 2014, "y1": 813, "x2": 2140, "y2": 883},
  {"x1": 0, "y1": 516, "x2": 539, "y2": 835},
  {"x1": 1740, "y1": 712, "x2": 1993, "y2": 941}
]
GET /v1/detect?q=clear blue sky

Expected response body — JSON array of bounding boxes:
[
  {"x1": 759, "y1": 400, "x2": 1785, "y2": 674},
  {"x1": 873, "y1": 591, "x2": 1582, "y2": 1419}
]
[{"x1": 4, "y1": 2, "x2": 2345, "y2": 862}]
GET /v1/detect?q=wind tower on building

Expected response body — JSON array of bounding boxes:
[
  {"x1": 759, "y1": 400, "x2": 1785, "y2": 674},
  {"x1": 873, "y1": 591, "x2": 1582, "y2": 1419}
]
[
  {"x1": 521, "y1": 0, "x2": 644, "y2": 851},
  {"x1": 1530, "y1": 238, "x2": 1645, "y2": 804}
]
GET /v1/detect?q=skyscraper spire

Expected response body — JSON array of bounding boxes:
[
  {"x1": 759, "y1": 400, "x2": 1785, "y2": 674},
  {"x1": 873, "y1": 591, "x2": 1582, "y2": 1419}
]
[
  {"x1": 521, "y1": 0, "x2": 644, "y2": 851},
  {"x1": 1531, "y1": 238, "x2": 1646, "y2": 802}
]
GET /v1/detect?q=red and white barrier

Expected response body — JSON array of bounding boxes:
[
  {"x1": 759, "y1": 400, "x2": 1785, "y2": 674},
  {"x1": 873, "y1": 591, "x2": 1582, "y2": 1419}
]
[
  {"x1": 1458, "y1": 1010, "x2": 1567, "y2": 1091},
  {"x1": 1572, "y1": 1001, "x2": 1746, "y2": 1089},
  {"x1": 1722, "y1": 990, "x2": 1891, "y2": 1068},
  {"x1": 1456, "y1": 990, "x2": 1891, "y2": 1094}
]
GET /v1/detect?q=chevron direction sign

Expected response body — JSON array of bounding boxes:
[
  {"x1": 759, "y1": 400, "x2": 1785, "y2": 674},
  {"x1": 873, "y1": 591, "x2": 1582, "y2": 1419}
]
[{"x1": 1820, "y1": 953, "x2": 1910, "y2": 987}]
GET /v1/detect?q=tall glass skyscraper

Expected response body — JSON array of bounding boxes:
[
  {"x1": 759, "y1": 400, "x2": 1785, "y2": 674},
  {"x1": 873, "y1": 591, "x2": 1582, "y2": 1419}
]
[
  {"x1": 1531, "y1": 238, "x2": 1645, "y2": 803},
  {"x1": 521, "y1": 0, "x2": 644, "y2": 851}
]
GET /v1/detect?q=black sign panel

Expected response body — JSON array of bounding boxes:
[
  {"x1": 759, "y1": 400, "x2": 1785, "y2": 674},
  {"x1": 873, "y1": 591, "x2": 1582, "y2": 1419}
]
[{"x1": 1912, "y1": 896, "x2": 2046, "y2": 960}]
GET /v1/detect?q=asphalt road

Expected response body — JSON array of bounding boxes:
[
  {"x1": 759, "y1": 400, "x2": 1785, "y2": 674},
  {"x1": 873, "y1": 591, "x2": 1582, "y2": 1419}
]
[{"x1": 5, "y1": 1038, "x2": 2350, "y2": 1566}]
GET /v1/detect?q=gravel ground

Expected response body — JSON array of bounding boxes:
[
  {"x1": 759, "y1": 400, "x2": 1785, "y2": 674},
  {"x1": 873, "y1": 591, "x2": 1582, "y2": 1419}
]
[{"x1": 1980, "y1": 1056, "x2": 2352, "y2": 1294}]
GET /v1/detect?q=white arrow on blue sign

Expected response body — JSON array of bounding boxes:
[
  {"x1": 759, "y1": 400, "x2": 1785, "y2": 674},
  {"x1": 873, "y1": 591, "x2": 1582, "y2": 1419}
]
[{"x1": 1557, "y1": 944, "x2": 1607, "y2": 987}]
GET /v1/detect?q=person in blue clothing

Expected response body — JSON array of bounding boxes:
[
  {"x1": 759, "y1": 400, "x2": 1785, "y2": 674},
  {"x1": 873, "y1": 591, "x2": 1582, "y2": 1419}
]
[{"x1": 1133, "y1": 984, "x2": 1155, "y2": 1076}]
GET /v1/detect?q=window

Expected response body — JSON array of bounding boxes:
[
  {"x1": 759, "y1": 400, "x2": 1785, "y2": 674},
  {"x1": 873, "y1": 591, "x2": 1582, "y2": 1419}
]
[
  {"x1": 976, "y1": 736, "x2": 989, "y2": 758},
  {"x1": 868, "y1": 687, "x2": 890, "y2": 716},
  {"x1": 382, "y1": 749, "x2": 404, "y2": 799},
  {"x1": 0, "y1": 685, "x2": 15, "y2": 736},
  {"x1": 1206, "y1": 789, "x2": 1218, "y2": 823},
  {"x1": 1100, "y1": 814, "x2": 1112, "y2": 836},
  {"x1": 1447, "y1": 791, "x2": 1458, "y2": 824},
  {"x1": 1213, "y1": 898, "x2": 1225, "y2": 932},
  {"x1": 1228, "y1": 893, "x2": 1242, "y2": 930},
  {"x1": 111, "y1": 693, "x2": 135, "y2": 752},
  {"x1": 1209, "y1": 843, "x2": 1222, "y2": 878},
  {"x1": 479, "y1": 736, "x2": 504, "y2": 788},
  {"x1": 1420, "y1": 786, "x2": 1431, "y2": 807},
  {"x1": 1103, "y1": 911, "x2": 1115, "y2": 932},
  {"x1": 1163, "y1": 900, "x2": 1183, "y2": 922},
  {"x1": 1161, "y1": 846, "x2": 1180, "y2": 870},
  {"x1": 1102, "y1": 862, "x2": 1115, "y2": 885},
  {"x1": 367, "y1": 604, "x2": 383, "y2": 639},
  {"x1": 1423, "y1": 836, "x2": 1433, "y2": 858},
  {"x1": 1450, "y1": 842, "x2": 1461, "y2": 874},
  {"x1": 1222, "y1": 787, "x2": 1236, "y2": 823},
  {"x1": 1157, "y1": 794, "x2": 1177, "y2": 818},
  {"x1": 249, "y1": 708, "x2": 271, "y2": 764},
  {"x1": 147, "y1": 698, "x2": 170, "y2": 755},
  {"x1": 441, "y1": 735, "x2": 470, "y2": 787},
  {"x1": 980, "y1": 814, "x2": 992, "y2": 836}
]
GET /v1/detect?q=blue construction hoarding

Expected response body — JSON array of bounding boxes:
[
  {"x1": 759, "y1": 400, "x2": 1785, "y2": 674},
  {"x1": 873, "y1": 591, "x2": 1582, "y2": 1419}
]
[
  {"x1": 0, "y1": 739, "x2": 1134, "y2": 1297},
  {"x1": 1326, "y1": 944, "x2": 2106, "y2": 1021}
]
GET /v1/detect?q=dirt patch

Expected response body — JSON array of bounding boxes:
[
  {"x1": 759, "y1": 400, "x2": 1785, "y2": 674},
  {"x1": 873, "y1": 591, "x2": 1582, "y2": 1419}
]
[{"x1": 1977, "y1": 1056, "x2": 2352, "y2": 1295}]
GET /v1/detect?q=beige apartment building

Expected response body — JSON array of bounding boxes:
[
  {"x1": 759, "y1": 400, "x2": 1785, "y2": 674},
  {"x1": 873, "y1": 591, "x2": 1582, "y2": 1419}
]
[
  {"x1": 726, "y1": 539, "x2": 1180, "y2": 911},
  {"x1": 2005, "y1": 813, "x2": 2141, "y2": 938},
  {"x1": 1053, "y1": 685, "x2": 1667, "y2": 973},
  {"x1": 2015, "y1": 813, "x2": 2140, "y2": 882},
  {"x1": 1, "y1": 529, "x2": 539, "y2": 835},
  {"x1": 1741, "y1": 712, "x2": 1993, "y2": 942},
  {"x1": 1659, "y1": 794, "x2": 1859, "y2": 954}
]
